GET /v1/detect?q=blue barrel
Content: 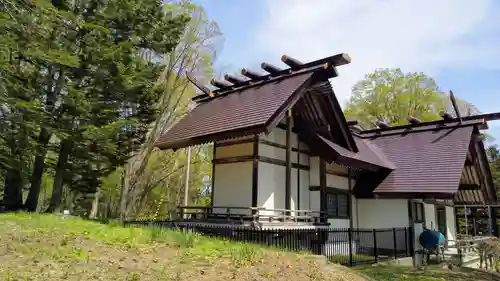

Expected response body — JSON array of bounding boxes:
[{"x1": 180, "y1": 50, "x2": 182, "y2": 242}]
[{"x1": 419, "y1": 229, "x2": 446, "y2": 250}]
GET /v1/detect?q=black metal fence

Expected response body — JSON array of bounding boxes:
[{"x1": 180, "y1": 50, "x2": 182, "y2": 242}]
[{"x1": 124, "y1": 220, "x2": 413, "y2": 266}]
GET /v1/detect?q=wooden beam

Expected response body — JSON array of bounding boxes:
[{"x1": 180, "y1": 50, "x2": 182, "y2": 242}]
[
  {"x1": 210, "y1": 142, "x2": 216, "y2": 210},
  {"x1": 319, "y1": 158, "x2": 327, "y2": 222},
  {"x1": 285, "y1": 110, "x2": 292, "y2": 212},
  {"x1": 449, "y1": 90, "x2": 462, "y2": 122},
  {"x1": 347, "y1": 120, "x2": 358, "y2": 126},
  {"x1": 241, "y1": 68, "x2": 267, "y2": 81},
  {"x1": 377, "y1": 121, "x2": 390, "y2": 128},
  {"x1": 210, "y1": 78, "x2": 233, "y2": 89},
  {"x1": 257, "y1": 156, "x2": 309, "y2": 170},
  {"x1": 261, "y1": 62, "x2": 284, "y2": 75},
  {"x1": 360, "y1": 119, "x2": 485, "y2": 138},
  {"x1": 440, "y1": 111, "x2": 454, "y2": 121},
  {"x1": 252, "y1": 135, "x2": 259, "y2": 211},
  {"x1": 408, "y1": 116, "x2": 421, "y2": 125},
  {"x1": 281, "y1": 55, "x2": 303, "y2": 70},
  {"x1": 212, "y1": 155, "x2": 253, "y2": 164},
  {"x1": 186, "y1": 73, "x2": 213, "y2": 96},
  {"x1": 224, "y1": 74, "x2": 248, "y2": 85}
]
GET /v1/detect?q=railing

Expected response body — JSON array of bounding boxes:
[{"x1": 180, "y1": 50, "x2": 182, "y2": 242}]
[
  {"x1": 177, "y1": 205, "x2": 326, "y2": 224},
  {"x1": 450, "y1": 235, "x2": 497, "y2": 267},
  {"x1": 124, "y1": 219, "x2": 413, "y2": 267}
]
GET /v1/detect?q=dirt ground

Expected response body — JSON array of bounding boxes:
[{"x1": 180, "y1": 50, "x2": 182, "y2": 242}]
[{"x1": 0, "y1": 214, "x2": 368, "y2": 281}]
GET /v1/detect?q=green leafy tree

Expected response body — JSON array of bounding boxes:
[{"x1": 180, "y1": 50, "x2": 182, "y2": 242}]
[
  {"x1": 42, "y1": 0, "x2": 189, "y2": 212},
  {"x1": 120, "y1": 2, "x2": 222, "y2": 218},
  {"x1": 0, "y1": 0, "x2": 79, "y2": 210},
  {"x1": 0, "y1": 0, "x2": 189, "y2": 212},
  {"x1": 344, "y1": 68, "x2": 480, "y2": 128}
]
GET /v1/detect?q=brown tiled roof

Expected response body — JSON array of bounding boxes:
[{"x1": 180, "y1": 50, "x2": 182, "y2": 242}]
[
  {"x1": 367, "y1": 126, "x2": 474, "y2": 194},
  {"x1": 155, "y1": 73, "x2": 313, "y2": 149},
  {"x1": 316, "y1": 134, "x2": 395, "y2": 170}
]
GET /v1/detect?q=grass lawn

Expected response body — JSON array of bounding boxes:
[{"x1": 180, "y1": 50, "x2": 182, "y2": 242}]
[
  {"x1": 357, "y1": 264, "x2": 500, "y2": 281},
  {"x1": 0, "y1": 213, "x2": 369, "y2": 281}
]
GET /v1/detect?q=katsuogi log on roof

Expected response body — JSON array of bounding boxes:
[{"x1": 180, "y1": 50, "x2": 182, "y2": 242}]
[{"x1": 155, "y1": 53, "x2": 352, "y2": 150}]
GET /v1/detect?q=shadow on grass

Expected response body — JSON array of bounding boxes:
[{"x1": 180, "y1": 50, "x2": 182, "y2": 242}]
[{"x1": 358, "y1": 265, "x2": 500, "y2": 281}]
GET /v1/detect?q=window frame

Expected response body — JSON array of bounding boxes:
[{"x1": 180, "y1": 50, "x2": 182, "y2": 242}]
[
  {"x1": 412, "y1": 202, "x2": 425, "y2": 223},
  {"x1": 325, "y1": 188, "x2": 350, "y2": 219}
]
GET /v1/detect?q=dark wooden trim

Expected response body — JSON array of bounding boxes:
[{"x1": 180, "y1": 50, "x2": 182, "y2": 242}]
[
  {"x1": 285, "y1": 110, "x2": 292, "y2": 211},
  {"x1": 257, "y1": 156, "x2": 309, "y2": 170},
  {"x1": 296, "y1": 134, "x2": 301, "y2": 210},
  {"x1": 423, "y1": 199, "x2": 438, "y2": 205},
  {"x1": 212, "y1": 155, "x2": 254, "y2": 164},
  {"x1": 326, "y1": 169, "x2": 356, "y2": 179},
  {"x1": 263, "y1": 76, "x2": 314, "y2": 134},
  {"x1": 309, "y1": 186, "x2": 351, "y2": 194},
  {"x1": 348, "y1": 168, "x2": 353, "y2": 229},
  {"x1": 411, "y1": 201, "x2": 425, "y2": 224},
  {"x1": 211, "y1": 142, "x2": 216, "y2": 209},
  {"x1": 215, "y1": 137, "x2": 255, "y2": 147},
  {"x1": 159, "y1": 124, "x2": 265, "y2": 151},
  {"x1": 407, "y1": 199, "x2": 415, "y2": 259},
  {"x1": 259, "y1": 139, "x2": 310, "y2": 155},
  {"x1": 319, "y1": 158, "x2": 327, "y2": 222},
  {"x1": 458, "y1": 183, "x2": 480, "y2": 190},
  {"x1": 276, "y1": 123, "x2": 288, "y2": 131},
  {"x1": 252, "y1": 136, "x2": 259, "y2": 210}
]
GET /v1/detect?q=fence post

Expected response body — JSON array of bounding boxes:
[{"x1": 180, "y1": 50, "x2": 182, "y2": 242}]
[
  {"x1": 392, "y1": 228, "x2": 398, "y2": 259},
  {"x1": 373, "y1": 229, "x2": 378, "y2": 262},
  {"x1": 348, "y1": 228, "x2": 353, "y2": 266}
]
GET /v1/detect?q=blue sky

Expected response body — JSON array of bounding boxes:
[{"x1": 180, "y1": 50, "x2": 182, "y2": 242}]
[{"x1": 194, "y1": 0, "x2": 500, "y2": 144}]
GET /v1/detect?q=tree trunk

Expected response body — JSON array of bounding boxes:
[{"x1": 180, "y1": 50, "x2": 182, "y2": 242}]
[
  {"x1": 24, "y1": 127, "x2": 51, "y2": 211},
  {"x1": 119, "y1": 166, "x2": 129, "y2": 221},
  {"x1": 47, "y1": 138, "x2": 73, "y2": 213},
  {"x1": 3, "y1": 169, "x2": 23, "y2": 211},
  {"x1": 89, "y1": 190, "x2": 100, "y2": 219}
]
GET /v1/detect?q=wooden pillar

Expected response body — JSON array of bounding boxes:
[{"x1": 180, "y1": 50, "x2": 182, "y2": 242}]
[
  {"x1": 285, "y1": 110, "x2": 292, "y2": 212},
  {"x1": 252, "y1": 135, "x2": 259, "y2": 213},
  {"x1": 296, "y1": 133, "x2": 301, "y2": 211},
  {"x1": 319, "y1": 159, "x2": 327, "y2": 223},
  {"x1": 348, "y1": 167, "x2": 353, "y2": 229},
  {"x1": 210, "y1": 142, "x2": 216, "y2": 212},
  {"x1": 472, "y1": 214, "x2": 477, "y2": 236}
]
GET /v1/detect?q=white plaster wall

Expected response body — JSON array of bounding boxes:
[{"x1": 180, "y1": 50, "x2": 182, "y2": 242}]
[
  {"x1": 328, "y1": 218, "x2": 350, "y2": 228},
  {"x1": 424, "y1": 203, "x2": 437, "y2": 230},
  {"x1": 261, "y1": 127, "x2": 298, "y2": 147},
  {"x1": 299, "y1": 170, "x2": 310, "y2": 210},
  {"x1": 326, "y1": 173, "x2": 349, "y2": 190},
  {"x1": 212, "y1": 162, "x2": 252, "y2": 214},
  {"x1": 357, "y1": 199, "x2": 409, "y2": 252},
  {"x1": 257, "y1": 162, "x2": 284, "y2": 214},
  {"x1": 357, "y1": 199, "x2": 409, "y2": 229},
  {"x1": 445, "y1": 206, "x2": 457, "y2": 245},
  {"x1": 215, "y1": 143, "x2": 253, "y2": 158},
  {"x1": 259, "y1": 143, "x2": 299, "y2": 162},
  {"x1": 310, "y1": 191, "x2": 320, "y2": 212},
  {"x1": 310, "y1": 157, "x2": 320, "y2": 186}
]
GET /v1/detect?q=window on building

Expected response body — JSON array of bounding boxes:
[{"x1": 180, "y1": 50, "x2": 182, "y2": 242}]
[
  {"x1": 412, "y1": 202, "x2": 424, "y2": 223},
  {"x1": 326, "y1": 190, "x2": 350, "y2": 219}
]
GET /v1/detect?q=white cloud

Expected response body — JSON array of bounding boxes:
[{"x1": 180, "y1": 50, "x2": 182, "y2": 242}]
[{"x1": 255, "y1": 0, "x2": 500, "y2": 104}]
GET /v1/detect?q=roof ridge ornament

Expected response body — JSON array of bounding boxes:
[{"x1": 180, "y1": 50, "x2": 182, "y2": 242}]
[{"x1": 189, "y1": 53, "x2": 351, "y2": 103}]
